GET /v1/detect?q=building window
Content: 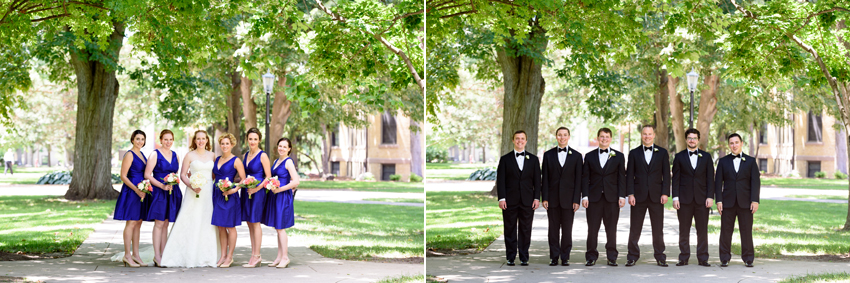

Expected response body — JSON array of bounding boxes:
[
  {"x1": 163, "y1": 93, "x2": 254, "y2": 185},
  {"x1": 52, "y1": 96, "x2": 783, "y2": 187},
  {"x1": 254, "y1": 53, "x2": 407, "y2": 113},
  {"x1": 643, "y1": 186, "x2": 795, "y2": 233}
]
[
  {"x1": 808, "y1": 110, "x2": 823, "y2": 142},
  {"x1": 331, "y1": 161, "x2": 340, "y2": 176},
  {"x1": 381, "y1": 164, "x2": 396, "y2": 181},
  {"x1": 331, "y1": 124, "x2": 340, "y2": 147},
  {"x1": 759, "y1": 158, "x2": 767, "y2": 173},
  {"x1": 759, "y1": 124, "x2": 767, "y2": 144},
  {"x1": 381, "y1": 111, "x2": 397, "y2": 144},
  {"x1": 807, "y1": 161, "x2": 821, "y2": 178}
]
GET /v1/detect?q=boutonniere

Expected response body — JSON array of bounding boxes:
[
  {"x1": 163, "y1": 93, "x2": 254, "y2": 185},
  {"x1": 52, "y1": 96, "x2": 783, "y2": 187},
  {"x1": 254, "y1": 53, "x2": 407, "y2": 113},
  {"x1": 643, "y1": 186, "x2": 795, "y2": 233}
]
[
  {"x1": 609, "y1": 151, "x2": 616, "y2": 157},
  {"x1": 741, "y1": 157, "x2": 746, "y2": 162},
  {"x1": 653, "y1": 148, "x2": 658, "y2": 152},
  {"x1": 698, "y1": 153, "x2": 703, "y2": 157},
  {"x1": 525, "y1": 155, "x2": 529, "y2": 160}
]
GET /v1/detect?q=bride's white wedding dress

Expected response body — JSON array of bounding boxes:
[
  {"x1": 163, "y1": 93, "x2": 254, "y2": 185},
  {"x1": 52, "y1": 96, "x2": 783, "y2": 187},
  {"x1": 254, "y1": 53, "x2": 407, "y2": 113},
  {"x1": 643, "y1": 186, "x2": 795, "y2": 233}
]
[{"x1": 160, "y1": 159, "x2": 220, "y2": 267}]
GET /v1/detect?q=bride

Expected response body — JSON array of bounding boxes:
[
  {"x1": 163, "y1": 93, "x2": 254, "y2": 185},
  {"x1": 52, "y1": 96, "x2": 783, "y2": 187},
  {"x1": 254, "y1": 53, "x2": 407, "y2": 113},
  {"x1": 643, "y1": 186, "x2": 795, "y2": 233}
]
[{"x1": 159, "y1": 129, "x2": 220, "y2": 267}]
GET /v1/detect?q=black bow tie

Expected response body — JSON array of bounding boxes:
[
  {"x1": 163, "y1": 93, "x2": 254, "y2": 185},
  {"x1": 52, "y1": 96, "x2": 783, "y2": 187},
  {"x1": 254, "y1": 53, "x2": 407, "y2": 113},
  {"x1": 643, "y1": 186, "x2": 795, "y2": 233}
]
[
  {"x1": 732, "y1": 154, "x2": 742, "y2": 159},
  {"x1": 516, "y1": 152, "x2": 526, "y2": 157},
  {"x1": 599, "y1": 149, "x2": 609, "y2": 154},
  {"x1": 558, "y1": 147, "x2": 568, "y2": 153},
  {"x1": 689, "y1": 151, "x2": 698, "y2": 156},
  {"x1": 644, "y1": 146, "x2": 653, "y2": 151}
]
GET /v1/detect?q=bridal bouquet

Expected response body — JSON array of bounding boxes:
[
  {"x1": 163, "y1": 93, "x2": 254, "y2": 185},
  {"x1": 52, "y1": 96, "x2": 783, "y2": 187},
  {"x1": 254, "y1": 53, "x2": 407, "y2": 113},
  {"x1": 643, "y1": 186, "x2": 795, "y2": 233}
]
[
  {"x1": 189, "y1": 173, "x2": 208, "y2": 198},
  {"x1": 239, "y1": 176, "x2": 260, "y2": 199},
  {"x1": 163, "y1": 173, "x2": 179, "y2": 195},
  {"x1": 137, "y1": 180, "x2": 152, "y2": 202},
  {"x1": 217, "y1": 177, "x2": 235, "y2": 201},
  {"x1": 264, "y1": 177, "x2": 280, "y2": 193}
]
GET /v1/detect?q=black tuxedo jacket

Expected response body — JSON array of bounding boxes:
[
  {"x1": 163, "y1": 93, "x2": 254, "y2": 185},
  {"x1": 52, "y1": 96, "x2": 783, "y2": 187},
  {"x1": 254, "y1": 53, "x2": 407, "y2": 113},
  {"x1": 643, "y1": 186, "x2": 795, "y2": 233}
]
[
  {"x1": 714, "y1": 153, "x2": 760, "y2": 208},
  {"x1": 541, "y1": 147, "x2": 582, "y2": 208},
  {"x1": 581, "y1": 148, "x2": 626, "y2": 203},
  {"x1": 672, "y1": 149, "x2": 715, "y2": 204},
  {"x1": 626, "y1": 145, "x2": 671, "y2": 203},
  {"x1": 497, "y1": 151, "x2": 541, "y2": 207}
]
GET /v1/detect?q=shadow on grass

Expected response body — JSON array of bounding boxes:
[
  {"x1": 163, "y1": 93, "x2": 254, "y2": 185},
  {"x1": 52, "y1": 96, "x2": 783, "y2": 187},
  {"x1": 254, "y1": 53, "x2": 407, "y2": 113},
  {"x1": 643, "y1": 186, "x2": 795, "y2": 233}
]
[{"x1": 426, "y1": 191, "x2": 503, "y2": 252}]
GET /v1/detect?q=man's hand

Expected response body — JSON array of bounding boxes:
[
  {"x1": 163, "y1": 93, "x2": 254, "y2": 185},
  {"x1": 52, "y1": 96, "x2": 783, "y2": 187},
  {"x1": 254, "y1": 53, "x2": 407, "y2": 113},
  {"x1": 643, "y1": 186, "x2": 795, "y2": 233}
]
[
  {"x1": 705, "y1": 198, "x2": 714, "y2": 208},
  {"x1": 673, "y1": 200, "x2": 680, "y2": 210},
  {"x1": 660, "y1": 195, "x2": 668, "y2": 205},
  {"x1": 582, "y1": 199, "x2": 589, "y2": 208},
  {"x1": 542, "y1": 201, "x2": 549, "y2": 210},
  {"x1": 572, "y1": 203, "x2": 580, "y2": 212},
  {"x1": 628, "y1": 195, "x2": 636, "y2": 206},
  {"x1": 717, "y1": 202, "x2": 723, "y2": 215},
  {"x1": 499, "y1": 201, "x2": 507, "y2": 210},
  {"x1": 618, "y1": 198, "x2": 625, "y2": 208},
  {"x1": 750, "y1": 202, "x2": 759, "y2": 214},
  {"x1": 532, "y1": 199, "x2": 540, "y2": 210}
]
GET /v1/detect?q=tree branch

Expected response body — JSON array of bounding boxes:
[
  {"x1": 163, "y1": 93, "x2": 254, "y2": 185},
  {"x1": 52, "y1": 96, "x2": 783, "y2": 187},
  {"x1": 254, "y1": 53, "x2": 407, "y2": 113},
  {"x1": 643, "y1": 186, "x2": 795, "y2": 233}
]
[{"x1": 31, "y1": 13, "x2": 70, "y2": 22}]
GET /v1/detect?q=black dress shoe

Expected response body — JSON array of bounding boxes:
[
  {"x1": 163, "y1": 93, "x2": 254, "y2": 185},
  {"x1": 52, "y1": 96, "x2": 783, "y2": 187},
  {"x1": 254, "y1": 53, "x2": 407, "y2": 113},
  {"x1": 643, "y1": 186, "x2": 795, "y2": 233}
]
[
  {"x1": 507, "y1": 260, "x2": 515, "y2": 266},
  {"x1": 549, "y1": 259, "x2": 558, "y2": 266},
  {"x1": 745, "y1": 261, "x2": 754, "y2": 267},
  {"x1": 657, "y1": 260, "x2": 668, "y2": 267},
  {"x1": 625, "y1": 260, "x2": 636, "y2": 266},
  {"x1": 561, "y1": 260, "x2": 570, "y2": 266},
  {"x1": 585, "y1": 260, "x2": 596, "y2": 266},
  {"x1": 698, "y1": 261, "x2": 711, "y2": 267},
  {"x1": 520, "y1": 261, "x2": 529, "y2": 266},
  {"x1": 720, "y1": 261, "x2": 728, "y2": 267},
  {"x1": 676, "y1": 260, "x2": 688, "y2": 266},
  {"x1": 607, "y1": 260, "x2": 618, "y2": 266}
]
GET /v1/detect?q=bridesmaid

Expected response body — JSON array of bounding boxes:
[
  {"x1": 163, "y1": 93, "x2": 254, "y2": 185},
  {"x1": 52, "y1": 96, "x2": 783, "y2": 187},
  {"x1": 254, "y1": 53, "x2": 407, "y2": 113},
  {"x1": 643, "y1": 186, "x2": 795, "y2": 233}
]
[
  {"x1": 211, "y1": 133, "x2": 245, "y2": 268},
  {"x1": 263, "y1": 137, "x2": 300, "y2": 268},
  {"x1": 114, "y1": 130, "x2": 150, "y2": 267},
  {"x1": 241, "y1": 128, "x2": 271, "y2": 268},
  {"x1": 143, "y1": 129, "x2": 183, "y2": 267}
]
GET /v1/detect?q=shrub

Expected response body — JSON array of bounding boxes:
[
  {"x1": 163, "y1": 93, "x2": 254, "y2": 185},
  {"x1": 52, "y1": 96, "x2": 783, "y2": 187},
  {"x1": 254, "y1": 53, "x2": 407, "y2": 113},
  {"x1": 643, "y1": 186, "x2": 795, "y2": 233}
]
[
  {"x1": 468, "y1": 168, "x2": 497, "y2": 181},
  {"x1": 37, "y1": 171, "x2": 73, "y2": 185},
  {"x1": 409, "y1": 173, "x2": 422, "y2": 182},
  {"x1": 814, "y1": 171, "x2": 827, "y2": 178},
  {"x1": 357, "y1": 172, "x2": 375, "y2": 181},
  {"x1": 835, "y1": 172, "x2": 847, "y2": 180},
  {"x1": 426, "y1": 146, "x2": 449, "y2": 163},
  {"x1": 111, "y1": 173, "x2": 122, "y2": 184},
  {"x1": 389, "y1": 174, "x2": 402, "y2": 181}
]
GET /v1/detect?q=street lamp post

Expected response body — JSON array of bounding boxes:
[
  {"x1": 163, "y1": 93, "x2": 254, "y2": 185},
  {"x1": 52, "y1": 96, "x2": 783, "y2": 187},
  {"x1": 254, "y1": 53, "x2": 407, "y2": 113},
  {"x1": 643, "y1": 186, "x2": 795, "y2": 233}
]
[
  {"x1": 262, "y1": 72, "x2": 276, "y2": 152},
  {"x1": 686, "y1": 70, "x2": 700, "y2": 129}
]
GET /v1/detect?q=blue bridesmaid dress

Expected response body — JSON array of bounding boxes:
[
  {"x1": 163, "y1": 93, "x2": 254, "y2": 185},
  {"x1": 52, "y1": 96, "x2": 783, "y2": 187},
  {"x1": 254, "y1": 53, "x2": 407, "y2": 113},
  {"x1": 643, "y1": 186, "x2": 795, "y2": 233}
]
[
  {"x1": 262, "y1": 157, "x2": 294, "y2": 230},
  {"x1": 145, "y1": 149, "x2": 183, "y2": 222},
  {"x1": 211, "y1": 156, "x2": 241, "y2": 227},
  {"x1": 241, "y1": 150, "x2": 268, "y2": 223},
  {"x1": 114, "y1": 150, "x2": 151, "y2": 221}
]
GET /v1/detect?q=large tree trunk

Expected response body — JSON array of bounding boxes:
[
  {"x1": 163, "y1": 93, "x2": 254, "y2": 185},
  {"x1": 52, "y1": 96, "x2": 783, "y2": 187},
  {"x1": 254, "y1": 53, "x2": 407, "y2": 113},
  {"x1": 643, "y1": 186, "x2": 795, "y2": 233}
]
[
  {"x1": 654, "y1": 72, "x2": 673, "y2": 149},
  {"x1": 227, "y1": 70, "x2": 243, "y2": 157},
  {"x1": 65, "y1": 21, "x2": 124, "y2": 200},
  {"x1": 269, "y1": 74, "x2": 292, "y2": 161},
  {"x1": 667, "y1": 71, "x2": 685, "y2": 152},
  {"x1": 240, "y1": 75, "x2": 257, "y2": 131},
  {"x1": 496, "y1": 22, "x2": 548, "y2": 156},
  {"x1": 410, "y1": 119, "x2": 423, "y2": 177},
  {"x1": 320, "y1": 123, "x2": 330, "y2": 176},
  {"x1": 697, "y1": 72, "x2": 719, "y2": 151}
]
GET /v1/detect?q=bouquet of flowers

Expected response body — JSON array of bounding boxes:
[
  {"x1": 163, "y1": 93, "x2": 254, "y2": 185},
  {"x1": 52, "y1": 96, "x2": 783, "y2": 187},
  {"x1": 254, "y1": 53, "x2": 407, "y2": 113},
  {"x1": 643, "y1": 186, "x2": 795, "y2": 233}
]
[
  {"x1": 217, "y1": 177, "x2": 235, "y2": 201},
  {"x1": 264, "y1": 177, "x2": 280, "y2": 193},
  {"x1": 239, "y1": 176, "x2": 261, "y2": 199},
  {"x1": 137, "y1": 180, "x2": 152, "y2": 202},
  {"x1": 163, "y1": 173, "x2": 179, "y2": 195},
  {"x1": 189, "y1": 173, "x2": 208, "y2": 199}
]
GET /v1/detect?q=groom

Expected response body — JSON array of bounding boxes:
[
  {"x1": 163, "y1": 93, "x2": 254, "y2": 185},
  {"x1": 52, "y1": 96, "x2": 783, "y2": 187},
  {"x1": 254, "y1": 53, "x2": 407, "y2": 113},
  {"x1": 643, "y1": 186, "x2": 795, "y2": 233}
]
[{"x1": 497, "y1": 130, "x2": 541, "y2": 266}]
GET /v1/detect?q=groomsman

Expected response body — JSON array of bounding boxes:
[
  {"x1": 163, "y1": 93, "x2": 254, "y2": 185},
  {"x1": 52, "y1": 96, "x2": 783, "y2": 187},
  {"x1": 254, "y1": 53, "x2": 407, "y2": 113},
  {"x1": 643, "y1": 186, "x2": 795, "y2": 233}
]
[
  {"x1": 541, "y1": 127, "x2": 582, "y2": 266},
  {"x1": 581, "y1": 128, "x2": 626, "y2": 267},
  {"x1": 671, "y1": 128, "x2": 714, "y2": 267},
  {"x1": 625, "y1": 125, "x2": 670, "y2": 267},
  {"x1": 716, "y1": 133, "x2": 760, "y2": 267},
  {"x1": 497, "y1": 130, "x2": 541, "y2": 266}
]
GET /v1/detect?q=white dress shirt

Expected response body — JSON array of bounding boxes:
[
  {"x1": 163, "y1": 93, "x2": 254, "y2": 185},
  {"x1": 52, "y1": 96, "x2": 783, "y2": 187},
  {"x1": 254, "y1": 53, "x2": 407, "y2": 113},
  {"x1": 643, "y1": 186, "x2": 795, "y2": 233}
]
[
  {"x1": 733, "y1": 154, "x2": 742, "y2": 173},
  {"x1": 643, "y1": 145, "x2": 653, "y2": 164},
  {"x1": 557, "y1": 147, "x2": 568, "y2": 167}
]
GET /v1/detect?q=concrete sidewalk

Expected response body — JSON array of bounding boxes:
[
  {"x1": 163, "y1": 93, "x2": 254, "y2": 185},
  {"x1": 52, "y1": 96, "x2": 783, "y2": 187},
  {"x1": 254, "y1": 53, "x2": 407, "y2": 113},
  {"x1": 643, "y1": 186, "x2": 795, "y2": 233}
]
[
  {"x1": 426, "y1": 203, "x2": 850, "y2": 282},
  {"x1": 0, "y1": 216, "x2": 423, "y2": 282}
]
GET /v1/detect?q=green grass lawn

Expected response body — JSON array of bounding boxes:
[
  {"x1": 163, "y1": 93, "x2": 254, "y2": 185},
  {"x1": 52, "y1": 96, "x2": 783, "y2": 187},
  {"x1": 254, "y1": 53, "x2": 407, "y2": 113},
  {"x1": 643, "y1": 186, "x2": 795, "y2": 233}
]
[
  {"x1": 298, "y1": 180, "x2": 423, "y2": 193},
  {"x1": 376, "y1": 274, "x2": 425, "y2": 283},
  {"x1": 785, "y1": 194, "x2": 848, "y2": 200},
  {"x1": 291, "y1": 200, "x2": 424, "y2": 262},
  {"x1": 780, "y1": 271, "x2": 850, "y2": 283},
  {"x1": 425, "y1": 162, "x2": 495, "y2": 181},
  {"x1": 0, "y1": 195, "x2": 116, "y2": 255},
  {"x1": 426, "y1": 191, "x2": 503, "y2": 252},
  {"x1": 362, "y1": 198, "x2": 423, "y2": 203},
  {"x1": 705, "y1": 199, "x2": 850, "y2": 257},
  {"x1": 761, "y1": 177, "x2": 849, "y2": 190}
]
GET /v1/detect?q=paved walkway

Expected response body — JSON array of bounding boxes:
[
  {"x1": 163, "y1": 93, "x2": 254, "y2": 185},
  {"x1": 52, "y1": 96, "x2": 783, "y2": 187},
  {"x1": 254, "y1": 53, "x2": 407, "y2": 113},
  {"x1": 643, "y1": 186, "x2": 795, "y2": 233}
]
[{"x1": 426, "y1": 204, "x2": 850, "y2": 282}]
